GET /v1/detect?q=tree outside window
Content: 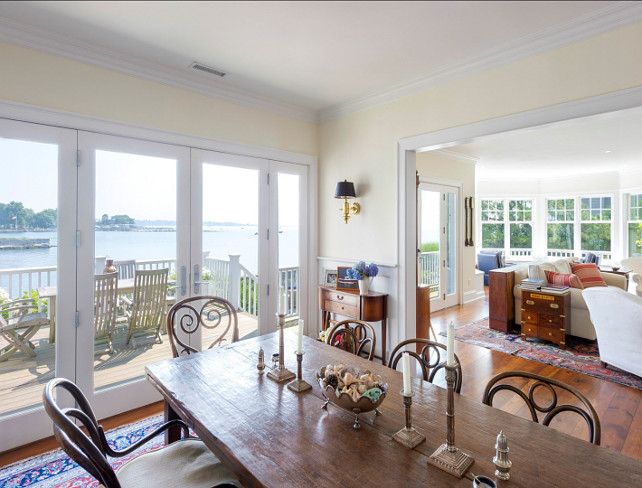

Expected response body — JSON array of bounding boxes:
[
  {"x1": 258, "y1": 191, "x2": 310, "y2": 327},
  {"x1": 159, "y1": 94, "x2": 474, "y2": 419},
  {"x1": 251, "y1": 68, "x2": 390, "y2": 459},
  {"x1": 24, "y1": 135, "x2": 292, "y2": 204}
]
[
  {"x1": 547, "y1": 198, "x2": 574, "y2": 251},
  {"x1": 481, "y1": 200, "x2": 504, "y2": 249},
  {"x1": 508, "y1": 200, "x2": 532, "y2": 249},
  {"x1": 580, "y1": 197, "x2": 611, "y2": 253},
  {"x1": 481, "y1": 199, "x2": 532, "y2": 254}
]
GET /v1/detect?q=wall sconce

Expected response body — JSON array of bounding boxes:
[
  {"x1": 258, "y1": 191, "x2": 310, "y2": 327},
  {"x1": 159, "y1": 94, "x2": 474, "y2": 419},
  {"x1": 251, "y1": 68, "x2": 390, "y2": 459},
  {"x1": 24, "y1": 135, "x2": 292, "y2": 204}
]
[{"x1": 335, "y1": 180, "x2": 360, "y2": 224}]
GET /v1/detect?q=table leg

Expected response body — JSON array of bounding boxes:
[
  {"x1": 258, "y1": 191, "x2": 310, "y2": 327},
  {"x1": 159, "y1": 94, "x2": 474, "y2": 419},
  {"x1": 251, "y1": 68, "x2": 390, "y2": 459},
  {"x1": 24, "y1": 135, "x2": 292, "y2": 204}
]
[{"x1": 164, "y1": 401, "x2": 182, "y2": 444}]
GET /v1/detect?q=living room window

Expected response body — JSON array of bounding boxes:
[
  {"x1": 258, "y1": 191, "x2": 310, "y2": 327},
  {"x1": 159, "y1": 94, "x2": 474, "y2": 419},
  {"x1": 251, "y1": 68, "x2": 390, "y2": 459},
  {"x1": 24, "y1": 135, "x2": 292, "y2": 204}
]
[
  {"x1": 546, "y1": 195, "x2": 612, "y2": 259},
  {"x1": 481, "y1": 198, "x2": 533, "y2": 257},
  {"x1": 628, "y1": 193, "x2": 642, "y2": 256}
]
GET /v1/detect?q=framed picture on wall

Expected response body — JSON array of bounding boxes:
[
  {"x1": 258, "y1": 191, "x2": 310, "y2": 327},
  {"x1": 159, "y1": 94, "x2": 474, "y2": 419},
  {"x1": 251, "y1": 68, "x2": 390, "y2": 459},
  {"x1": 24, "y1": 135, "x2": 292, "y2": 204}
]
[
  {"x1": 324, "y1": 269, "x2": 338, "y2": 288},
  {"x1": 336, "y1": 266, "x2": 359, "y2": 291}
]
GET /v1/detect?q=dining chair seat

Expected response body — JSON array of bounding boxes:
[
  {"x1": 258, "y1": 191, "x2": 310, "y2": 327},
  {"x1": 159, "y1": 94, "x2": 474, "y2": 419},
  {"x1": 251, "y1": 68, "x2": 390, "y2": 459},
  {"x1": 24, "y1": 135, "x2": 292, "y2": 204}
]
[{"x1": 113, "y1": 438, "x2": 239, "y2": 488}]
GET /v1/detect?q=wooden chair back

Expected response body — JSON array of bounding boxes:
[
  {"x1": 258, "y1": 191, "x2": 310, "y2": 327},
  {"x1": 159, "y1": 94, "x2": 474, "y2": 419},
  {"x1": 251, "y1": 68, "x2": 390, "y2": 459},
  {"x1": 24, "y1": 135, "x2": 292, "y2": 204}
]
[
  {"x1": 325, "y1": 319, "x2": 376, "y2": 361},
  {"x1": 388, "y1": 338, "x2": 463, "y2": 393},
  {"x1": 94, "y1": 273, "x2": 118, "y2": 354},
  {"x1": 167, "y1": 296, "x2": 239, "y2": 357},
  {"x1": 113, "y1": 259, "x2": 136, "y2": 280},
  {"x1": 482, "y1": 370, "x2": 601, "y2": 444},
  {"x1": 126, "y1": 268, "x2": 169, "y2": 347}
]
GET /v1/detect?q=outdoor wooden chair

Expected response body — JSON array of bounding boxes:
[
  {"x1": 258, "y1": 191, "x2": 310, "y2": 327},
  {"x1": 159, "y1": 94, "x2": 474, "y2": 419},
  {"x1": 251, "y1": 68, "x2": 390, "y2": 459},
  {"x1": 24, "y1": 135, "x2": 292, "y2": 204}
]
[
  {"x1": 388, "y1": 338, "x2": 463, "y2": 393},
  {"x1": 482, "y1": 370, "x2": 601, "y2": 445},
  {"x1": 113, "y1": 259, "x2": 136, "y2": 279},
  {"x1": 43, "y1": 378, "x2": 240, "y2": 488},
  {"x1": 94, "y1": 273, "x2": 119, "y2": 355},
  {"x1": 0, "y1": 298, "x2": 49, "y2": 361},
  {"x1": 325, "y1": 319, "x2": 376, "y2": 361},
  {"x1": 124, "y1": 268, "x2": 169, "y2": 347},
  {"x1": 168, "y1": 296, "x2": 239, "y2": 357}
]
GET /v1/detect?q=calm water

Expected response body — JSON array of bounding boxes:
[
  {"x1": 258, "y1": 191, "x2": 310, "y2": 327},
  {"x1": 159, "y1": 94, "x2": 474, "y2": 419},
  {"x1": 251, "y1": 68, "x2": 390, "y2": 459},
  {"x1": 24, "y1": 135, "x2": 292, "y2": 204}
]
[{"x1": 0, "y1": 227, "x2": 299, "y2": 280}]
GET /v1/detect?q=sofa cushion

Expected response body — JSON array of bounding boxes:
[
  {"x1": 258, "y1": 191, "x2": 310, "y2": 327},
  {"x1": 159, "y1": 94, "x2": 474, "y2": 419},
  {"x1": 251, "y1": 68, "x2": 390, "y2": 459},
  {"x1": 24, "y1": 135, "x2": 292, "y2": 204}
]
[
  {"x1": 544, "y1": 270, "x2": 584, "y2": 289},
  {"x1": 570, "y1": 262, "x2": 607, "y2": 288},
  {"x1": 529, "y1": 258, "x2": 573, "y2": 280}
]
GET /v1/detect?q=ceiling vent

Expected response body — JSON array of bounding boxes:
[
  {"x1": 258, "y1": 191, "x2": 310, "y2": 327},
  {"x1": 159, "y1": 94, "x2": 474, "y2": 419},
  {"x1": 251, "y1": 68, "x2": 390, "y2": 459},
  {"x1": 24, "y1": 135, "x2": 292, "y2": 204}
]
[{"x1": 189, "y1": 62, "x2": 226, "y2": 78}]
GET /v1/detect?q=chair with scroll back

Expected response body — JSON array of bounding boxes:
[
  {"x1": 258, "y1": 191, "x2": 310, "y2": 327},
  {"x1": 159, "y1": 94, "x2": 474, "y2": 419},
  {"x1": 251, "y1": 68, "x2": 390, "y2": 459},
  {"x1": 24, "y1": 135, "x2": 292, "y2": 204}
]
[
  {"x1": 388, "y1": 338, "x2": 463, "y2": 393},
  {"x1": 167, "y1": 295, "x2": 239, "y2": 358},
  {"x1": 482, "y1": 370, "x2": 601, "y2": 445},
  {"x1": 43, "y1": 378, "x2": 240, "y2": 488},
  {"x1": 325, "y1": 319, "x2": 377, "y2": 362}
]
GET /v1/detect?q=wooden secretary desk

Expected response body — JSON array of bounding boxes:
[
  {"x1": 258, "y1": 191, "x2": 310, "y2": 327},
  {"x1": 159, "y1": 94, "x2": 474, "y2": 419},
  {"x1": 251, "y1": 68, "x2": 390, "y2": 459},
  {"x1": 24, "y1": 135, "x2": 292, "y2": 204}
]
[{"x1": 318, "y1": 285, "x2": 388, "y2": 364}]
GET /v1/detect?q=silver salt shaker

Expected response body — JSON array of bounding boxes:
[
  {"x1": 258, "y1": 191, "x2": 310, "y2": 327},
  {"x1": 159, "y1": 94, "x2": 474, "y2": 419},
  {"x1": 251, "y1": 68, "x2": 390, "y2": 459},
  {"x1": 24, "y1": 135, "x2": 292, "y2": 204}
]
[
  {"x1": 493, "y1": 430, "x2": 512, "y2": 480},
  {"x1": 257, "y1": 347, "x2": 265, "y2": 374}
]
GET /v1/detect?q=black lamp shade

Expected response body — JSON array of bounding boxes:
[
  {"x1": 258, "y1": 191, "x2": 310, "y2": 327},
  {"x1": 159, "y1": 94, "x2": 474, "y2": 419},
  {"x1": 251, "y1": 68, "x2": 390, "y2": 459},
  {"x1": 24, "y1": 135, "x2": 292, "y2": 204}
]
[{"x1": 335, "y1": 180, "x2": 356, "y2": 199}]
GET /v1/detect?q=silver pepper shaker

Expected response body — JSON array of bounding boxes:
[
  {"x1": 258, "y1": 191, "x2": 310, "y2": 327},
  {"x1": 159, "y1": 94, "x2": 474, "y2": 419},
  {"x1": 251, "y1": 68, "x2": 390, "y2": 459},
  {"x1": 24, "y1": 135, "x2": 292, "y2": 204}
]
[
  {"x1": 493, "y1": 430, "x2": 512, "y2": 480},
  {"x1": 257, "y1": 347, "x2": 265, "y2": 374}
]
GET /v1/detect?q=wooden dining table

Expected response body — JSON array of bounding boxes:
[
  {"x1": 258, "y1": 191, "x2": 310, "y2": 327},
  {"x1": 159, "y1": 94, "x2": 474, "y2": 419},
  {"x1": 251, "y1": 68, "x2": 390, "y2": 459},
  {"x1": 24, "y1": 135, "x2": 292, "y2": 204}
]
[{"x1": 145, "y1": 332, "x2": 642, "y2": 488}]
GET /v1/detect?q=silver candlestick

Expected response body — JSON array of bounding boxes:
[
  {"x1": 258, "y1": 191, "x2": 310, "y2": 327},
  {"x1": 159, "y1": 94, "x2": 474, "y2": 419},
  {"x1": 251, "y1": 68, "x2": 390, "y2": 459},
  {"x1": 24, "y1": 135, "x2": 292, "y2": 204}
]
[
  {"x1": 427, "y1": 362, "x2": 474, "y2": 478},
  {"x1": 392, "y1": 391, "x2": 425, "y2": 448},
  {"x1": 267, "y1": 313, "x2": 295, "y2": 382},
  {"x1": 287, "y1": 351, "x2": 312, "y2": 393}
]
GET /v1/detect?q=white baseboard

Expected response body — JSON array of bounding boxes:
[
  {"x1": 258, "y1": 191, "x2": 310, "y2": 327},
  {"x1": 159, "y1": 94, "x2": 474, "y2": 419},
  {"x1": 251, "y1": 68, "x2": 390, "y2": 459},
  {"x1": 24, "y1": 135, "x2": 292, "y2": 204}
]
[{"x1": 463, "y1": 289, "x2": 485, "y2": 304}]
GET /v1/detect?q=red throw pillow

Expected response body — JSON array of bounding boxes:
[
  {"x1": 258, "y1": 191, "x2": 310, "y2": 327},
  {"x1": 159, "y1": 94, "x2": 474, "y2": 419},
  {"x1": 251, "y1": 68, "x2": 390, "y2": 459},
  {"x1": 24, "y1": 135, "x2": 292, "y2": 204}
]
[
  {"x1": 569, "y1": 262, "x2": 607, "y2": 288},
  {"x1": 544, "y1": 270, "x2": 584, "y2": 289}
]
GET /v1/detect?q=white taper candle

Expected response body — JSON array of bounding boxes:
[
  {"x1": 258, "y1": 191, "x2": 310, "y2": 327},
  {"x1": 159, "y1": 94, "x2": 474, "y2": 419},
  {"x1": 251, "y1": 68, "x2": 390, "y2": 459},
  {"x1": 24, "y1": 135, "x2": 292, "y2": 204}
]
[
  {"x1": 447, "y1": 321, "x2": 455, "y2": 367},
  {"x1": 297, "y1": 319, "x2": 304, "y2": 354},
  {"x1": 402, "y1": 352, "x2": 412, "y2": 396}
]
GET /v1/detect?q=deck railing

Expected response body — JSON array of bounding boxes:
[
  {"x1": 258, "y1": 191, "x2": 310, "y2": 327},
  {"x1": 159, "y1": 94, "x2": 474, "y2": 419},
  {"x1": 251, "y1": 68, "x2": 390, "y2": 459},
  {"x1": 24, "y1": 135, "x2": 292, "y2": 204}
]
[
  {"x1": 418, "y1": 251, "x2": 439, "y2": 289},
  {"x1": 1, "y1": 254, "x2": 299, "y2": 318}
]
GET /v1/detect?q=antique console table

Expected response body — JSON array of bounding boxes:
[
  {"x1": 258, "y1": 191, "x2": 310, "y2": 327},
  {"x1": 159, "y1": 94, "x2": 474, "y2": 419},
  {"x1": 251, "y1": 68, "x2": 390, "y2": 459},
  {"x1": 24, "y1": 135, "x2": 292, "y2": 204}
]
[{"x1": 318, "y1": 285, "x2": 388, "y2": 364}]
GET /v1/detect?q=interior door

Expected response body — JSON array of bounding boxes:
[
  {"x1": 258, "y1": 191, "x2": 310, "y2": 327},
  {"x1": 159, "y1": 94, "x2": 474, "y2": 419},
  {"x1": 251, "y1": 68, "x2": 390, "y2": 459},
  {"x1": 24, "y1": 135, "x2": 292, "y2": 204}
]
[
  {"x1": 0, "y1": 118, "x2": 77, "y2": 451},
  {"x1": 76, "y1": 132, "x2": 190, "y2": 419},
  {"x1": 418, "y1": 182, "x2": 459, "y2": 311}
]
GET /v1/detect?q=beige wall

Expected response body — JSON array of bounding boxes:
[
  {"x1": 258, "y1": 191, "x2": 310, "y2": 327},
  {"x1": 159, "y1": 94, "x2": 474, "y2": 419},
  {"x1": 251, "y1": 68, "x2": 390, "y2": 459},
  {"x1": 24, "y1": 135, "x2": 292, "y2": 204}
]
[
  {"x1": 0, "y1": 41, "x2": 318, "y2": 156},
  {"x1": 416, "y1": 152, "x2": 477, "y2": 297},
  {"x1": 318, "y1": 21, "x2": 642, "y2": 265}
]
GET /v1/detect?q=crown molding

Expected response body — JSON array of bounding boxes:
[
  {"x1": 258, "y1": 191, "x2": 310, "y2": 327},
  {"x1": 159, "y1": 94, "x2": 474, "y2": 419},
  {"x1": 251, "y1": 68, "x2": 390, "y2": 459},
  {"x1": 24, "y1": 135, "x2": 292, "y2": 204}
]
[
  {"x1": 319, "y1": 2, "x2": 642, "y2": 123},
  {"x1": 0, "y1": 17, "x2": 318, "y2": 124},
  {"x1": 430, "y1": 149, "x2": 478, "y2": 165}
]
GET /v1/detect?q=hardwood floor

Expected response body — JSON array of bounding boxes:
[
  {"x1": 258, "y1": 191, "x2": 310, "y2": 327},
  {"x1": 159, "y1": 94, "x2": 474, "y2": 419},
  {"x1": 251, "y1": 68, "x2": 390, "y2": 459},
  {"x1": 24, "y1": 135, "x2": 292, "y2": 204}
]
[{"x1": 2, "y1": 289, "x2": 641, "y2": 469}]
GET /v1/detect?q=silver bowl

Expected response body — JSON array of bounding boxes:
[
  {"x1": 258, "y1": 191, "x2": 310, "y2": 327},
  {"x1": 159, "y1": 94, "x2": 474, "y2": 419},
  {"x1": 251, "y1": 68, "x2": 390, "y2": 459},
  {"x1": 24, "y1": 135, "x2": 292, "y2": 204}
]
[{"x1": 317, "y1": 366, "x2": 387, "y2": 429}]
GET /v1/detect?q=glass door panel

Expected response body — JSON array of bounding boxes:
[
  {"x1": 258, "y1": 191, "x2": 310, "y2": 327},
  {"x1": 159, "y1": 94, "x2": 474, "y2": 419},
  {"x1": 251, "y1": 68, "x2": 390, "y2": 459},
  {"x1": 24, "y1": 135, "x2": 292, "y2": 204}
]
[
  {"x1": 419, "y1": 189, "x2": 441, "y2": 302},
  {"x1": 0, "y1": 119, "x2": 76, "y2": 451}
]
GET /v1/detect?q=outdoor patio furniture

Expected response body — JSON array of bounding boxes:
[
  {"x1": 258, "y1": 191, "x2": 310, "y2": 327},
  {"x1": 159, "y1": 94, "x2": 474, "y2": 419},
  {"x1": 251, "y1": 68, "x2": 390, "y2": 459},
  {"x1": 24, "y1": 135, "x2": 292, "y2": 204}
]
[
  {"x1": 94, "y1": 273, "x2": 119, "y2": 354},
  {"x1": 167, "y1": 296, "x2": 239, "y2": 357},
  {"x1": 113, "y1": 259, "x2": 136, "y2": 279},
  {"x1": 124, "y1": 268, "x2": 169, "y2": 347},
  {"x1": 0, "y1": 298, "x2": 49, "y2": 361}
]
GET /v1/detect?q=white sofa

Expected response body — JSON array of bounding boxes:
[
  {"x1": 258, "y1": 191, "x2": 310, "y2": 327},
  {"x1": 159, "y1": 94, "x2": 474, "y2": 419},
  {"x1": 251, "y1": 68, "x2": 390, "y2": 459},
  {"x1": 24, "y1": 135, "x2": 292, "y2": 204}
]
[
  {"x1": 512, "y1": 258, "x2": 627, "y2": 340},
  {"x1": 583, "y1": 287, "x2": 642, "y2": 377}
]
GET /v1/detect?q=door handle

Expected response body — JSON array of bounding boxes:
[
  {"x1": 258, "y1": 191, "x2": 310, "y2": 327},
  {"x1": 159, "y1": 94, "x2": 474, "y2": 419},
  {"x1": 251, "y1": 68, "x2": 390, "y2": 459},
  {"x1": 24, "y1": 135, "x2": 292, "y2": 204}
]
[
  {"x1": 180, "y1": 265, "x2": 187, "y2": 296},
  {"x1": 194, "y1": 264, "x2": 200, "y2": 294}
]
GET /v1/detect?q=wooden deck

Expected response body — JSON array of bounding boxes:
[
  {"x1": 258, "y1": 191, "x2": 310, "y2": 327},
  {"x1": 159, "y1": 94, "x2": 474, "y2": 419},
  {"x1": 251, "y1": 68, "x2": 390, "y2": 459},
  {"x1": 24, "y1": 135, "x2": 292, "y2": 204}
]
[{"x1": 0, "y1": 311, "x2": 286, "y2": 415}]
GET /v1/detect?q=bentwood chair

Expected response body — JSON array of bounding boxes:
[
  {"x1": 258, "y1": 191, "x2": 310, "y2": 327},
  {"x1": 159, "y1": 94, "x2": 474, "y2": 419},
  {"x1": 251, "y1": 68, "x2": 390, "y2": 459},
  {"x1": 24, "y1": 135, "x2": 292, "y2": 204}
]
[
  {"x1": 482, "y1": 370, "x2": 601, "y2": 445},
  {"x1": 388, "y1": 338, "x2": 463, "y2": 393},
  {"x1": 94, "y1": 273, "x2": 119, "y2": 355},
  {"x1": 0, "y1": 298, "x2": 49, "y2": 361},
  {"x1": 124, "y1": 268, "x2": 169, "y2": 347},
  {"x1": 325, "y1": 319, "x2": 376, "y2": 361},
  {"x1": 43, "y1": 378, "x2": 240, "y2": 488},
  {"x1": 168, "y1": 296, "x2": 239, "y2": 358}
]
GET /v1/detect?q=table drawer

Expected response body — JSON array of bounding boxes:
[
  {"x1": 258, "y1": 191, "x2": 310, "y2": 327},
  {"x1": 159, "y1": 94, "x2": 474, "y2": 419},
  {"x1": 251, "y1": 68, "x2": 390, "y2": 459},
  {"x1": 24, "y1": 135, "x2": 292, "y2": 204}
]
[
  {"x1": 324, "y1": 299, "x2": 358, "y2": 317},
  {"x1": 325, "y1": 291, "x2": 359, "y2": 307},
  {"x1": 537, "y1": 327, "x2": 565, "y2": 344},
  {"x1": 522, "y1": 292, "x2": 566, "y2": 313},
  {"x1": 539, "y1": 314, "x2": 564, "y2": 328},
  {"x1": 521, "y1": 310, "x2": 538, "y2": 324},
  {"x1": 521, "y1": 323, "x2": 538, "y2": 337}
]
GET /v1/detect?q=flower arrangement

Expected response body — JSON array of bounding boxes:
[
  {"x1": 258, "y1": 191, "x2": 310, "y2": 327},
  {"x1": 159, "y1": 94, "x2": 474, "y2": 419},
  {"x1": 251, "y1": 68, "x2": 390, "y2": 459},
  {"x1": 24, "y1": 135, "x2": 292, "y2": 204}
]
[{"x1": 346, "y1": 261, "x2": 379, "y2": 281}]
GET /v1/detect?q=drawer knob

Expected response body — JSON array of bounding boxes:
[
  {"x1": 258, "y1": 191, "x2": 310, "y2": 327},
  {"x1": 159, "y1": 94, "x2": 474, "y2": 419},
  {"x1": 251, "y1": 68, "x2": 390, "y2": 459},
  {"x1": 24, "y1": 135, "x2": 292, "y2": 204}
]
[
  {"x1": 526, "y1": 300, "x2": 535, "y2": 305},
  {"x1": 548, "y1": 332, "x2": 552, "y2": 337},
  {"x1": 549, "y1": 319, "x2": 552, "y2": 323},
  {"x1": 527, "y1": 316, "x2": 532, "y2": 320},
  {"x1": 550, "y1": 303, "x2": 559, "y2": 309}
]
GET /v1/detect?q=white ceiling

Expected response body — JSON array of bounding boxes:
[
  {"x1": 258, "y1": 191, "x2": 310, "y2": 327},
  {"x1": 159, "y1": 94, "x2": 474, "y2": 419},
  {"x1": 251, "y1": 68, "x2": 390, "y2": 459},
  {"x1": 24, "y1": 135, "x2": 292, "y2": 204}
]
[{"x1": 1, "y1": 1, "x2": 642, "y2": 178}]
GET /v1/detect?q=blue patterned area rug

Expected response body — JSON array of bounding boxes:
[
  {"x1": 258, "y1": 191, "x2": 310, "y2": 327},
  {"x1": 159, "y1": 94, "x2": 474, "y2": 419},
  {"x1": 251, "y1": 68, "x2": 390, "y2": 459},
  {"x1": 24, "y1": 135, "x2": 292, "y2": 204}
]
[
  {"x1": 0, "y1": 414, "x2": 164, "y2": 487},
  {"x1": 441, "y1": 318, "x2": 642, "y2": 390}
]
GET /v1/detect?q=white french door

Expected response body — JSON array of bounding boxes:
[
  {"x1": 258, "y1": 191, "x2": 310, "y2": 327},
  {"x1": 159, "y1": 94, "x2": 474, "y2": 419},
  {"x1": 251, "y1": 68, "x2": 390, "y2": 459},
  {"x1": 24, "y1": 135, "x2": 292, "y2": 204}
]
[{"x1": 418, "y1": 182, "x2": 459, "y2": 311}]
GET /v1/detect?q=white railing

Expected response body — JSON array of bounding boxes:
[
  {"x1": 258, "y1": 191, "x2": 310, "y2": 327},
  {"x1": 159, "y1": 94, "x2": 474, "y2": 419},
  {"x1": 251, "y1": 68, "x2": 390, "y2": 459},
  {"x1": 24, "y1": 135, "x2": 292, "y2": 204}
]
[
  {"x1": 418, "y1": 252, "x2": 439, "y2": 292},
  {"x1": 279, "y1": 266, "x2": 299, "y2": 318},
  {"x1": 0, "y1": 265, "x2": 56, "y2": 299}
]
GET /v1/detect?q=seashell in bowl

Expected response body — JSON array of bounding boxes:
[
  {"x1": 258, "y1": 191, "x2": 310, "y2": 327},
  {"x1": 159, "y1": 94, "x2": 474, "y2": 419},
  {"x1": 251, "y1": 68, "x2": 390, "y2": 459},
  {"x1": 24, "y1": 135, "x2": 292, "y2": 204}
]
[{"x1": 317, "y1": 365, "x2": 388, "y2": 429}]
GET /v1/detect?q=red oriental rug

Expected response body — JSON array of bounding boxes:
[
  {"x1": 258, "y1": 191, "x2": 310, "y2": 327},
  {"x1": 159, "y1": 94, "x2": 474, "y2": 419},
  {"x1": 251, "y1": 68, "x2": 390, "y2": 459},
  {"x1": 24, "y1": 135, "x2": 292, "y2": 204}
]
[{"x1": 441, "y1": 318, "x2": 642, "y2": 390}]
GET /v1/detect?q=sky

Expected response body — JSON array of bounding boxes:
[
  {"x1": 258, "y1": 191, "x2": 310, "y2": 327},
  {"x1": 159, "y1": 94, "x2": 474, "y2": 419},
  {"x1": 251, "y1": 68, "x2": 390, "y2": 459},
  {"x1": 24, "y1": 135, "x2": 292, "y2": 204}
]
[{"x1": 2, "y1": 138, "x2": 299, "y2": 226}]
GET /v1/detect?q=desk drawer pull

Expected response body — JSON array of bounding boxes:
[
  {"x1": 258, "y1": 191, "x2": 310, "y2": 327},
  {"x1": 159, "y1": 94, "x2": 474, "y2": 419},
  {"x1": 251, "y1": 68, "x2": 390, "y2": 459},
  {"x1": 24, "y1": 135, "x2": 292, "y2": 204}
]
[
  {"x1": 550, "y1": 303, "x2": 559, "y2": 309},
  {"x1": 336, "y1": 295, "x2": 343, "y2": 300},
  {"x1": 526, "y1": 300, "x2": 535, "y2": 305}
]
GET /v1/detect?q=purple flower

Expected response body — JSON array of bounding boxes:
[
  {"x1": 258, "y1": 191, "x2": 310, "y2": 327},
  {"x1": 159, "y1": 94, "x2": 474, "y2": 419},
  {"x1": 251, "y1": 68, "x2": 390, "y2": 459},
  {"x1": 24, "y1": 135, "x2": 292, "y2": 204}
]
[
  {"x1": 367, "y1": 263, "x2": 379, "y2": 278},
  {"x1": 350, "y1": 261, "x2": 378, "y2": 279}
]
